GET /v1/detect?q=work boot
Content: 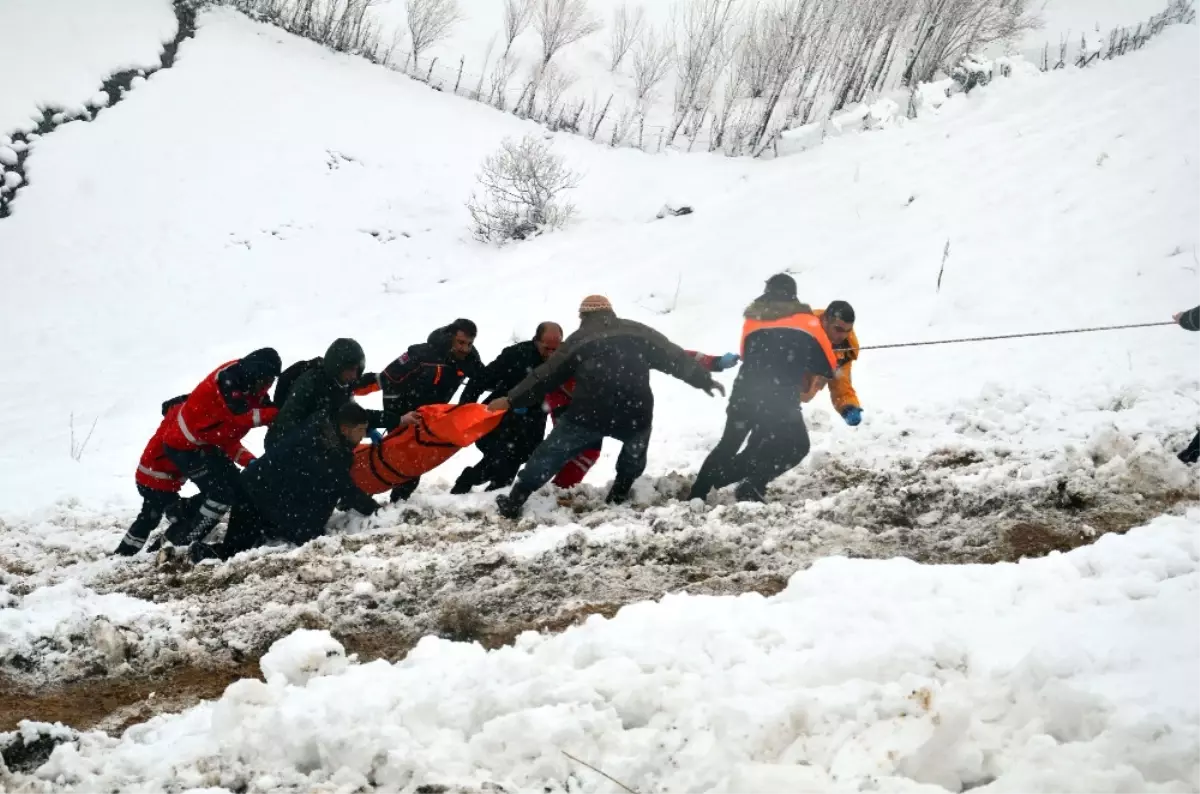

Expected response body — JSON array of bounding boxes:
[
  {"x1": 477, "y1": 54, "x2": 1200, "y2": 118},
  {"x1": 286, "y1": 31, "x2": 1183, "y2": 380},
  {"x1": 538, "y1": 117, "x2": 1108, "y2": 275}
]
[
  {"x1": 113, "y1": 536, "x2": 146, "y2": 557},
  {"x1": 450, "y1": 468, "x2": 482, "y2": 495},
  {"x1": 390, "y1": 478, "x2": 420, "y2": 503},
  {"x1": 189, "y1": 542, "x2": 222, "y2": 565},
  {"x1": 734, "y1": 481, "x2": 767, "y2": 504},
  {"x1": 605, "y1": 476, "x2": 634, "y2": 505},
  {"x1": 163, "y1": 499, "x2": 226, "y2": 547},
  {"x1": 496, "y1": 484, "x2": 532, "y2": 520}
]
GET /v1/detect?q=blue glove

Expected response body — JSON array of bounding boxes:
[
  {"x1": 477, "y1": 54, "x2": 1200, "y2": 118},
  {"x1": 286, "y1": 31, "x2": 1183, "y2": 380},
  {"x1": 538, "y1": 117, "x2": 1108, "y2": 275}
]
[
  {"x1": 513, "y1": 406, "x2": 528, "y2": 415},
  {"x1": 367, "y1": 428, "x2": 384, "y2": 444},
  {"x1": 716, "y1": 352, "x2": 740, "y2": 371},
  {"x1": 841, "y1": 406, "x2": 863, "y2": 427}
]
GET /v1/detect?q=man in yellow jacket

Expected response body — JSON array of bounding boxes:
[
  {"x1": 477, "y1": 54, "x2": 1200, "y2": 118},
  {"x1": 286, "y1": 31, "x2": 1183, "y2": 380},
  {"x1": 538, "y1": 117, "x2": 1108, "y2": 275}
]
[{"x1": 801, "y1": 300, "x2": 862, "y2": 426}]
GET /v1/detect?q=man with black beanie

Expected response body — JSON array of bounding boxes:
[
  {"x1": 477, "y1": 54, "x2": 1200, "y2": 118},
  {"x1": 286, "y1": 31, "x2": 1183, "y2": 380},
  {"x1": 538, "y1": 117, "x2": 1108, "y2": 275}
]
[{"x1": 689, "y1": 274, "x2": 838, "y2": 503}]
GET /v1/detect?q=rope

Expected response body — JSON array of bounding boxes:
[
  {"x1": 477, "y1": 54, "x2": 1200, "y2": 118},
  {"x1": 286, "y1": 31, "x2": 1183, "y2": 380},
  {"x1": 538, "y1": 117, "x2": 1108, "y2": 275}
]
[{"x1": 856, "y1": 321, "x2": 1176, "y2": 352}]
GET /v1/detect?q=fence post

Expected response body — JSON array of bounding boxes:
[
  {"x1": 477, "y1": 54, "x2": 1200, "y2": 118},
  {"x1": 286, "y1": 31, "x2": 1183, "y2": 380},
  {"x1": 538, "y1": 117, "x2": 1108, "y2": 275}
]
[
  {"x1": 454, "y1": 56, "x2": 465, "y2": 94},
  {"x1": 426, "y1": 57, "x2": 438, "y2": 83}
]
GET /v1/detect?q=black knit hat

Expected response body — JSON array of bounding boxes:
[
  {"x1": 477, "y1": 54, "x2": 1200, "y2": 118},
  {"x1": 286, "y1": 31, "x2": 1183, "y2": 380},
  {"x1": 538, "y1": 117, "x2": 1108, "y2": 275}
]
[{"x1": 764, "y1": 273, "x2": 797, "y2": 300}]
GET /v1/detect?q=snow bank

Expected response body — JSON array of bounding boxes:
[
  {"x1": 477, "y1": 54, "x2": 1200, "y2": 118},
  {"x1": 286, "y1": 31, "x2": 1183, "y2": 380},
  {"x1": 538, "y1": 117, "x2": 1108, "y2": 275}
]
[
  {"x1": 15, "y1": 514, "x2": 1198, "y2": 792},
  {"x1": 0, "y1": 580, "x2": 186, "y2": 684},
  {"x1": 0, "y1": 0, "x2": 177, "y2": 134}
]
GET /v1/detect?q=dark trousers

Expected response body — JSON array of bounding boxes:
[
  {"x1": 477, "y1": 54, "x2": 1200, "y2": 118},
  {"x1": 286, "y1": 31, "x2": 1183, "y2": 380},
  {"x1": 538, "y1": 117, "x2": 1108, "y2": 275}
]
[
  {"x1": 114, "y1": 486, "x2": 192, "y2": 555},
  {"x1": 212, "y1": 501, "x2": 278, "y2": 560},
  {"x1": 161, "y1": 447, "x2": 243, "y2": 546},
  {"x1": 458, "y1": 415, "x2": 546, "y2": 491},
  {"x1": 516, "y1": 418, "x2": 650, "y2": 494},
  {"x1": 690, "y1": 405, "x2": 811, "y2": 500}
]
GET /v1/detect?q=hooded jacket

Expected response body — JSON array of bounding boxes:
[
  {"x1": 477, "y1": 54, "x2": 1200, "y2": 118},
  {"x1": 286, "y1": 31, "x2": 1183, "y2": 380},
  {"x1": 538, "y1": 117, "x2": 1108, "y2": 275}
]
[
  {"x1": 243, "y1": 413, "x2": 376, "y2": 545},
  {"x1": 730, "y1": 297, "x2": 837, "y2": 414},
  {"x1": 161, "y1": 349, "x2": 281, "y2": 455},
  {"x1": 265, "y1": 339, "x2": 380, "y2": 450},
  {"x1": 376, "y1": 326, "x2": 485, "y2": 428},
  {"x1": 799, "y1": 308, "x2": 861, "y2": 413},
  {"x1": 505, "y1": 311, "x2": 715, "y2": 439}
]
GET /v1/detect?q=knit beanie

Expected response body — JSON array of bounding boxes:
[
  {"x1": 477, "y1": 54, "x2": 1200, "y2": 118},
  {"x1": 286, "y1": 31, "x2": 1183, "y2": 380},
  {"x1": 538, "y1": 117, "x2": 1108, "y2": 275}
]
[
  {"x1": 764, "y1": 273, "x2": 798, "y2": 300},
  {"x1": 579, "y1": 295, "x2": 614, "y2": 314}
]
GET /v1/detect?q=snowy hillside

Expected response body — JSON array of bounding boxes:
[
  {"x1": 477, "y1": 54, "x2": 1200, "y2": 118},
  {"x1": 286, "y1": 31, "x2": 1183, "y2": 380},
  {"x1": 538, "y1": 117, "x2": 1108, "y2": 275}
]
[{"x1": 0, "y1": 0, "x2": 1198, "y2": 791}]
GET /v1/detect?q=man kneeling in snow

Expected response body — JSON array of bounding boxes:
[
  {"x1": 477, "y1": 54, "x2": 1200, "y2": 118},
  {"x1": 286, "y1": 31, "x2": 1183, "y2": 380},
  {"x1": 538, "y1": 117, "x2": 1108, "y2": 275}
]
[{"x1": 187, "y1": 402, "x2": 379, "y2": 563}]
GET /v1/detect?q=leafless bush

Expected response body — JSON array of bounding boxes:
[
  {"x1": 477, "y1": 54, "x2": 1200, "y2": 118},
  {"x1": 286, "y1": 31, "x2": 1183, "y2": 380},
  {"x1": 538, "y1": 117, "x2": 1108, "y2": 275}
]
[
  {"x1": 534, "y1": 0, "x2": 603, "y2": 67},
  {"x1": 406, "y1": 0, "x2": 463, "y2": 68},
  {"x1": 502, "y1": 0, "x2": 533, "y2": 56},
  {"x1": 466, "y1": 135, "x2": 581, "y2": 243},
  {"x1": 488, "y1": 54, "x2": 521, "y2": 108},
  {"x1": 70, "y1": 413, "x2": 98, "y2": 462},
  {"x1": 236, "y1": 0, "x2": 384, "y2": 55},
  {"x1": 630, "y1": 26, "x2": 674, "y2": 102},
  {"x1": 609, "y1": 3, "x2": 647, "y2": 70},
  {"x1": 538, "y1": 64, "x2": 578, "y2": 117},
  {"x1": 670, "y1": 0, "x2": 739, "y2": 143}
]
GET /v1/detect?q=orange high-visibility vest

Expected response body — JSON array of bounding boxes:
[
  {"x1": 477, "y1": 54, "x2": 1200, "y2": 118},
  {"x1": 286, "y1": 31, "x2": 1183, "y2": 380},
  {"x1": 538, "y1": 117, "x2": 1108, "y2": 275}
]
[{"x1": 740, "y1": 312, "x2": 838, "y2": 372}]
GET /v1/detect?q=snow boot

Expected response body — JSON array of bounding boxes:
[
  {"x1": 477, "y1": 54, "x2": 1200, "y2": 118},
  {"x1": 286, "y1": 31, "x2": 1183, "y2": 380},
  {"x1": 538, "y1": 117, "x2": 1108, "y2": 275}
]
[
  {"x1": 496, "y1": 484, "x2": 532, "y2": 520},
  {"x1": 1179, "y1": 432, "x2": 1199, "y2": 465},
  {"x1": 189, "y1": 542, "x2": 222, "y2": 564},
  {"x1": 605, "y1": 476, "x2": 634, "y2": 506},
  {"x1": 734, "y1": 481, "x2": 767, "y2": 504},
  {"x1": 390, "y1": 478, "x2": 420, "y2": 503},
  {"x1": 451, "y1": 467, "x2": 482, "y2": 495}
]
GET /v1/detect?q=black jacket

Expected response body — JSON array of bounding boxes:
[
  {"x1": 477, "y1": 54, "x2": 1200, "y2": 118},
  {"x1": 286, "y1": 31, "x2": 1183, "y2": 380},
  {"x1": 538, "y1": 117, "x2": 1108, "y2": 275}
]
[
  {"x1": 1180, "y1": 306, "x2": 1200, "y2": 332},
  {"x1": 377, "y1": 326, "x2": 485, "y2": 428},
  {"x1": 505, "y1": 311, "x2": 715, "y2": 439},
  {"x1": 730, "y1": 296, "x2": 836, "y2": 415},
  {"x1": 243, "y1": 414, "x2": 376, "y2": 544},
  {"x1": 265, "y1": 363, "x2": 379, "y2": 450},
  {"x1": 461, "y1": 340, "x2": 545, "y2": 403}
]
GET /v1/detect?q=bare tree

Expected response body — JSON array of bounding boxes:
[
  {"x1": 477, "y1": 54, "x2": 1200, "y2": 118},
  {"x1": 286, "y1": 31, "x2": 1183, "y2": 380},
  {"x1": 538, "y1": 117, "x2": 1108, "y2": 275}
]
[
  {"x1": 467, "y1": 135, "x2": 581, "y2": 243},
  {"x1": 502, "y1": 0, "x2": 533, "y2": 56},
  {"x1": 406, "y1": 0, "x2": 463, "y2": 68},
  {"x1": 630, "y1": 26, "x2": 674, "y2": 102},
  {"x1": 904, "y1": 0, "x2": 1039, "y2": 86},
  {"x1": 488, "y1": 54, "x2": 521, "y2": 108},
  {"x1": 670, "y1": 0, "x2": 740, "y2": 144},
  {"x1": 538, "y1": 64, "x2": 578, "y2": 119},
  {"x1": 609, "y1": 3, "x2": 647, "y2": 71},
  {"x1": 534, "y1": 0, "x2": 603, "y2": 67}
]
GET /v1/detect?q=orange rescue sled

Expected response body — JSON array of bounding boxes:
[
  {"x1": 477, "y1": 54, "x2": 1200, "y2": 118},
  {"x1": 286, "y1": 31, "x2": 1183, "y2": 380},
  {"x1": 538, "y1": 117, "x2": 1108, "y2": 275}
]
[{"x1": 351, "y1": 403, "x2": 505, "y2": 495}]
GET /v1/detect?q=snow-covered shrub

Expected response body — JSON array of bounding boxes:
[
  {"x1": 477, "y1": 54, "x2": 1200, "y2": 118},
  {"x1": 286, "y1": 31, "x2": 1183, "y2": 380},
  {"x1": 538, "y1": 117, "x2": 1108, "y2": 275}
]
[{"x1": 466, "y1": 134, "x2": 580, "y2": 243}]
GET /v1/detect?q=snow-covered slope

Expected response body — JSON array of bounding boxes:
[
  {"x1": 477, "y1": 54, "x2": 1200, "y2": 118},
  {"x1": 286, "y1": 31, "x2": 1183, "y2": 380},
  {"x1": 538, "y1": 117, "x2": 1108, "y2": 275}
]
[
  {"x1": 0, "y1": 8, "x2": 1196, "y2": 515},
  {"x1": 0, "y1": 0, "x2": 177, "y2": 134},
  {"x1": 0, "y1": 1, "x2": 1197, "y2": 790}
]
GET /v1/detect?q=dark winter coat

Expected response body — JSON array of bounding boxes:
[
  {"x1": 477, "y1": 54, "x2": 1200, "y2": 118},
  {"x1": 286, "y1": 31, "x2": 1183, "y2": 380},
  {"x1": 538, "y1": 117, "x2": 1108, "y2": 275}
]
[
  {"x1": 730, "y1": 296, "x2": 837, "y2": 415},
  {"x1": 1180, "y1": 306, "x2": 1200, "y2": 332},
  {"x1": 266, "y1": 342, "x2": 380, "y2": 450},
  {"x1": 504, "y1": 311, "x2": 716, "y2": 440},
  {"x1": 377, "y1": 326, "x2": 485, "y2": 428},
  {"x1": 242, "y1": 414, "x2": 376, "y2": 545},
  {"x1": 461, "y1": 339, "x2": 549, "y2": 450}
]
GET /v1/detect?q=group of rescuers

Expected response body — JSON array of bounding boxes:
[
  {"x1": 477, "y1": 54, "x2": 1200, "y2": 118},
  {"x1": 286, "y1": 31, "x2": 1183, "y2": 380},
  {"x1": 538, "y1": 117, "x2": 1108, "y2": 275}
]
[{"x1": 113, "y1": 266, "x2": 1200, "y2": 565}]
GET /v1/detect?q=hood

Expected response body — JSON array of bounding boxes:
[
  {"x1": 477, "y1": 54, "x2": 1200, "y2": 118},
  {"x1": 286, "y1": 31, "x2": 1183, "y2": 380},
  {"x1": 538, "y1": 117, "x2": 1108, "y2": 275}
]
[
  {"x1": 322, "y1": 338, "x2": 366, "y2": 380},
  {"x1": 239, "y1": 347, "x2": 283, "y2": 384},
  {"x1": 743, "y1": 297, "x2": 812, "y2": 322}
]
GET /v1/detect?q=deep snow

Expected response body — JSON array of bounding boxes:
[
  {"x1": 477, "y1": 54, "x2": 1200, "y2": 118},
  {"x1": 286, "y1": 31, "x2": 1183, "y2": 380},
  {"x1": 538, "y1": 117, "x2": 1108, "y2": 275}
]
[
  {"x1": 4, "y1": 515, "x2": 1197, "y2": 792},
  {"x1": 0, "y1": 0, "x2": 177, "y2": 135}
]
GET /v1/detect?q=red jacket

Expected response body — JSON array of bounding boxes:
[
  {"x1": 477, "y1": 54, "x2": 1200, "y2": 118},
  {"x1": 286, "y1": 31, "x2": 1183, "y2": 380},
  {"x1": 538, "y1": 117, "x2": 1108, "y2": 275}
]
[
  {"x1": 138, "y1": 402, "x2": 259, "y2": 493},
  {"x1": 160, "y1": 360, "x2": 277, "y2": 456}
]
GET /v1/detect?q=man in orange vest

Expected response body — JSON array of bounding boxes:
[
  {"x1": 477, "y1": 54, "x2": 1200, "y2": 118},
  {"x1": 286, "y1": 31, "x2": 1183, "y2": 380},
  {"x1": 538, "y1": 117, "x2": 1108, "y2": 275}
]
[
  {"x1": 689, "y1": 274, "x2": 837, "y2": 503},
  {"x1": 802, "y1": 300, "x2": 862, "y2": 426}
]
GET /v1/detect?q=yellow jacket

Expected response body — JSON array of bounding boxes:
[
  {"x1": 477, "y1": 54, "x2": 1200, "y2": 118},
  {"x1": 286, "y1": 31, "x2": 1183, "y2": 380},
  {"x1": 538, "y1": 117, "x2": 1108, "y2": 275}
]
[{"x1": 801, "y1": 308, "x2": 860, "y2": 411}]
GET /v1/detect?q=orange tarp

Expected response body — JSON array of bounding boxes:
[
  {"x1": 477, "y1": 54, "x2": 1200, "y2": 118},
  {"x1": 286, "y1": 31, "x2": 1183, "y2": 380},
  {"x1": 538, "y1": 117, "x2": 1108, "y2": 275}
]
[{"x1": 351, "y1": 403, "x2": 505, "y2": 495}]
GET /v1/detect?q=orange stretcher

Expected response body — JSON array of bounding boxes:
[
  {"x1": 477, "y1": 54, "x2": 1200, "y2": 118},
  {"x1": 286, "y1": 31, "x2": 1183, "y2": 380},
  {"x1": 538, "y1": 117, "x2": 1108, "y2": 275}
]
[{"x1": 351, "y1": 403, "x2": 506, "y2": 495}]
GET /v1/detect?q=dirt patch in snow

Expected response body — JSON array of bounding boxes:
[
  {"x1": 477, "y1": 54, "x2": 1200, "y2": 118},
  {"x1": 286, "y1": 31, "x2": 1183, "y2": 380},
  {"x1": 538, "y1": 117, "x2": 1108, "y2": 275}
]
[{"x1": 1, "y1": 445, "x2": 1194, "y2": 731}]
